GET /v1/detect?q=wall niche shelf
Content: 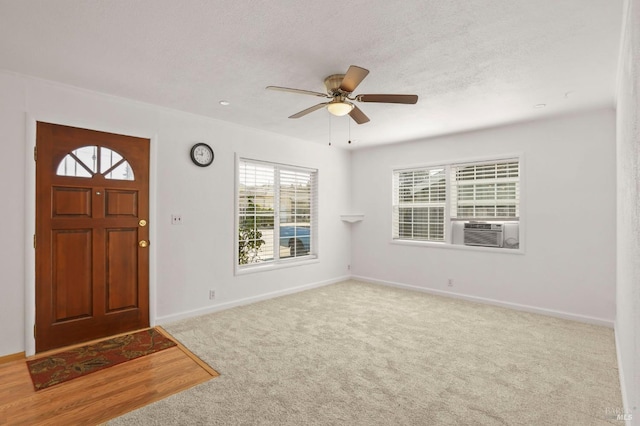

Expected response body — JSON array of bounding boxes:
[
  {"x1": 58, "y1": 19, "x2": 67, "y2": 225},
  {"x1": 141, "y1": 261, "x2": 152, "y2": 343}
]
[{"x1": 340, "y1": 214, "x2": 364, "y2": 223}]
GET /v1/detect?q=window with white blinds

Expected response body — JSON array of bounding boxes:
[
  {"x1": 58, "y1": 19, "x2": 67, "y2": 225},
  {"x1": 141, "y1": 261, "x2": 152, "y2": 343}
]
[
  {"x1": 450, "y1": 160, "x2": 519, "y2": 220},
  {"x1": 392, "y1": 157, "x2": 520, "y2": 246},
  {"x1": 237, "y1": 158, "x2": 317, "y2": 268},
  {"x1": 392, "y1": 167, "x2": 446, "y2": 242}
]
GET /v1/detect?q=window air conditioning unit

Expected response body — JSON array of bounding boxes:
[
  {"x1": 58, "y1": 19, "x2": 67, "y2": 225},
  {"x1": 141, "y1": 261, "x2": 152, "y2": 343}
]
[{"x1": 463, "y1": 223, "x2": 503, "y2": 247}]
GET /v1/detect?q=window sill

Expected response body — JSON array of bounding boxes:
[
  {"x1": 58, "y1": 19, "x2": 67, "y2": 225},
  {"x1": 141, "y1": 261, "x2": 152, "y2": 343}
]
[
  {"x1": 235, "y1": 255, "x2": 320, "y2": 275},
  {"x1": 390, "y1": 239, "x2": 524, "y2": 255}
]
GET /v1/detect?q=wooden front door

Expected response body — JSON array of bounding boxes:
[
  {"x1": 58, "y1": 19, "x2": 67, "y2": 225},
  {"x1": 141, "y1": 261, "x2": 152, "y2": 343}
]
[{"x1": 35, "y1": 122, "x2": 150, "y2": 353}]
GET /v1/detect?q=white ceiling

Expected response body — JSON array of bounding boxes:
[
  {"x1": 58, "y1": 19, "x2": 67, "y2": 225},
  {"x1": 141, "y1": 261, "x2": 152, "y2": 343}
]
[{"x1": 0, "y1": 0, "x2": 623, "y2": 148}]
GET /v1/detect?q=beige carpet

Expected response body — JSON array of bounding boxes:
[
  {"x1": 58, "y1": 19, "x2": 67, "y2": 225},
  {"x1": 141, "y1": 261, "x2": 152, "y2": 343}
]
[{"x1": 108, "y1": 280, "x2": 622, "y2": 425}]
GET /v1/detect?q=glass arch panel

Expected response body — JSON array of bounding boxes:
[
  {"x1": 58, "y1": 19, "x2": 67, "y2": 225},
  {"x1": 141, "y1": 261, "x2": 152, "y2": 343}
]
[
  {"x1": 56, "y1": 146, "x2": 98, "y2": 178},
  {"x1": 56, "y1": 146, "x2": 134, "y2": 181}
]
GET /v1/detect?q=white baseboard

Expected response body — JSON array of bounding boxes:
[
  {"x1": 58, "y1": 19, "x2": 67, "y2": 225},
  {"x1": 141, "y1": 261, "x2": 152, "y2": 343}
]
[
  {"x1": 156, "y1": 273, "x2": 615, "y2": 329},
  {"x1": 351, "y1": 275, "x2": 615, "y2": 328},
  {"x1": 155, "y1": 275, "x2": 349, "y2": 325}
]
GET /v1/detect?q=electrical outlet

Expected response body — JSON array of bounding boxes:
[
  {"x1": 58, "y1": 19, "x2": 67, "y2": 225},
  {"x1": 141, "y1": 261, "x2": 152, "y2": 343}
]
[
  {"x1": 447, "y1": 279, "x2": 454, "y2": 287},
  {"x1": 209, "y1": 290, "x2": 215, "y2": 300},
  {"x1": 347, "y1": 264, "x2": 351, "y2": 271},
  {"x1": 171, "y1": 214, "x2": 183, "y2": 225}
]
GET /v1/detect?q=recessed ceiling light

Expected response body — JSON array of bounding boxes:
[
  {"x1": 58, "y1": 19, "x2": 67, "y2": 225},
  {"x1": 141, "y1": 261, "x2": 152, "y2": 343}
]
[
  {"x1": 534, "y1": 103, "x2": 546, "y2": 109},
  {"x1": 219, "y1": 100, "x2": 230, "y2": 106}
]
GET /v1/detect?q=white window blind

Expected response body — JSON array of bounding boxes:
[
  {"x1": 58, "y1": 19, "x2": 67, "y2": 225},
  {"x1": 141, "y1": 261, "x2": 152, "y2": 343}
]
[
  {"x1": 238, "y1": 158, "x2": 317, "y2": 268},
  {"x1": 450, "y1": 159, "x2": 519, "y2": 220},
  {"x1": 392, "y1": 167, "x2": 446, "y2": 242}
]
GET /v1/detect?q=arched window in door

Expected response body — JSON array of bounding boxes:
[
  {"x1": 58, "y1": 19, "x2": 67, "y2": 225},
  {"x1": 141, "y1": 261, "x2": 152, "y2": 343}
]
[{"x1": 56, "y1": 146, "x2": 134, "y2": 180}]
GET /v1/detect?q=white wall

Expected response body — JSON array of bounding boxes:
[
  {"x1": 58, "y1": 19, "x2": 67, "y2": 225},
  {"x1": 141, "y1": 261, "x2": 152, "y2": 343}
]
[
  {"x1": 616, "y1": 0, "x2": 640, "y2": 421},
  {"x1": 0, "y1": 73, "x2": 26, "y2": 355},
  {"x1": 350, "y1": 109, "x2": 616, "y2": 325},
  {"x1": 0, "y1": 71, "x2": 352, "y2": 357}
]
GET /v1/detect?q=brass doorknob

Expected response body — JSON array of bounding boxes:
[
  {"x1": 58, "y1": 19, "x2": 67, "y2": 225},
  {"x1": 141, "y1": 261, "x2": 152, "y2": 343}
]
[{"x1": 139, "y1": 240, "x2": 149, "y2": 248}]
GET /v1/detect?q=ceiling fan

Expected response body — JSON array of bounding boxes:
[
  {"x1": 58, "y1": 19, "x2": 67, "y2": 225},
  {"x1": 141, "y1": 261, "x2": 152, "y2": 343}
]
[{"x1": 266, "y1": 65, "x2": 418, "y2": 124}]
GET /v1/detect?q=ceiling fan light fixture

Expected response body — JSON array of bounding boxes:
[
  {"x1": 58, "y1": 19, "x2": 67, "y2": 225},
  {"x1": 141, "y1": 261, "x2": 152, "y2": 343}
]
[{"x1": 327, "y1": 101, "x2": 354, "y2": 117}]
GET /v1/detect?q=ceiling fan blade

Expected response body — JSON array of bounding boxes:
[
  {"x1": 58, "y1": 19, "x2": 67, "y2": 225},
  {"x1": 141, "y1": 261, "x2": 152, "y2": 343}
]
[
  {"x1": 289, "y1": 102, "x2": 330, "y2": 119},
  {"x1": 266, "y1": 86, "x2": 330, "y2": 98},
  {"x1": 357, "y1": 94, "x2": 418, "y2": 104},
  {"x1": 348, "y1": 105, "x2": 370, "y2": 124},
  {"x1": 339, "y1": 66, "x2": 370, "y2": 93}
]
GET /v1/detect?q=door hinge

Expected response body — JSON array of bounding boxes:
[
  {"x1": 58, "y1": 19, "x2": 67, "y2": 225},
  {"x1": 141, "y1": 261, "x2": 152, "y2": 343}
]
[
  {"x1": 33, "y1": 146, "x2": 37, "y2": 161},
  {"x1": 33, "y1": 234, "x2": 36, "y2": 249}
]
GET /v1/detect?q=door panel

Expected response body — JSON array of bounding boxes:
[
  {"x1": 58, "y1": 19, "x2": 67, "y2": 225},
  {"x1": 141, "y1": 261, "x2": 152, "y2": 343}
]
[
  {"x1": 106, "y1": 228, "x2": 139, "y2": 311},
  {"x1": 52, "y1": 229, "x2": 93, "y2": 321},
  {"x1": 105, "y1": 190, "x2": 138, "y2": 216},
  {"x1": 36, "y1": 122, "x2": 150, "y2": 352},
  {"x1": 52, "y1": 187, "x2": 92, "y2": 216}
]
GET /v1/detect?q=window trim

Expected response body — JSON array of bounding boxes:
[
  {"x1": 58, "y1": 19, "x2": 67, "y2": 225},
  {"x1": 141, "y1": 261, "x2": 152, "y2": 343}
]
[
  {"x1": 234, "y1": 155, "x2": 319, "y2": 274},
  {"x1": 390, "y1": 153, "x2": 525, "y2": 253}
]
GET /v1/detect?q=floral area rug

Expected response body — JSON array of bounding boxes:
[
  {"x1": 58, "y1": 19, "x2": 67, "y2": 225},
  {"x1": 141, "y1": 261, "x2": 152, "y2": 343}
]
[{"x1": 27, "y1": 328, "x2": 177, "y2": 390}]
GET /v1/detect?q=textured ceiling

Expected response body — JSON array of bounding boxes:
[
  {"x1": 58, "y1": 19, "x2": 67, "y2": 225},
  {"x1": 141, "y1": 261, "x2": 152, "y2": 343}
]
[{"x1": 0, "y1": 0, "x2": 623, "y2": 148}]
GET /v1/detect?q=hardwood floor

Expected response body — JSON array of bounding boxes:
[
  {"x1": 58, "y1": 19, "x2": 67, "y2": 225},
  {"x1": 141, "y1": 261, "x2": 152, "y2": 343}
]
[{"x1": 0, "y1": 328, "x2": 218, "y2": 425}]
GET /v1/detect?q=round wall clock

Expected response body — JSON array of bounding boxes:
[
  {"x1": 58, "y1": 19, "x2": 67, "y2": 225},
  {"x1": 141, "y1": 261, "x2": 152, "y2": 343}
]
[{"x1": 190, "y1": 143, "x2": 214, "y2": 167}]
